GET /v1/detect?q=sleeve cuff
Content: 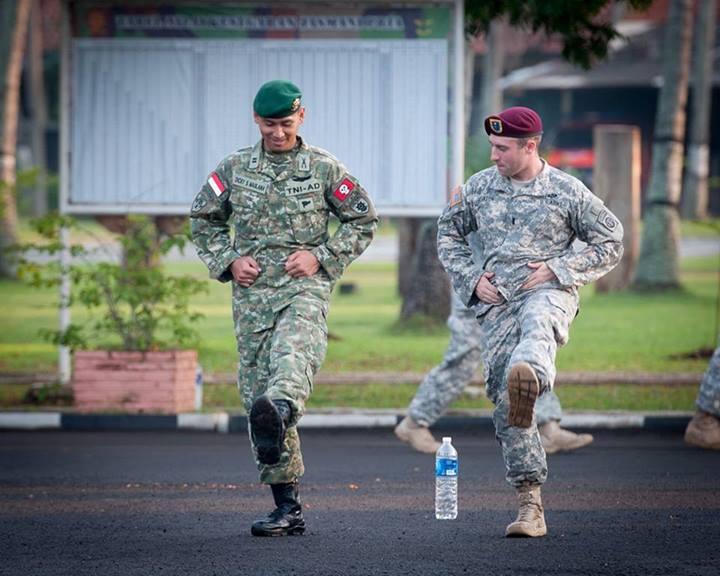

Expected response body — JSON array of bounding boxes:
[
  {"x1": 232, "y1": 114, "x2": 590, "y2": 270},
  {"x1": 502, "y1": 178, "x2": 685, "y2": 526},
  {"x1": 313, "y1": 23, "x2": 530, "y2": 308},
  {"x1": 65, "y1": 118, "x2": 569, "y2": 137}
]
[
  {"x1": 460, "y1": 269, "x2": 485, "y2": 307},
  {"x1": 546, "y1": 258, "x2": 574, "y2": 287},
  {"x1": 210, "y1": 250, "x2": 242, "y2": 283},
  {"x1": 311, "y1": 245, "x2": 344, "y2": 280}
]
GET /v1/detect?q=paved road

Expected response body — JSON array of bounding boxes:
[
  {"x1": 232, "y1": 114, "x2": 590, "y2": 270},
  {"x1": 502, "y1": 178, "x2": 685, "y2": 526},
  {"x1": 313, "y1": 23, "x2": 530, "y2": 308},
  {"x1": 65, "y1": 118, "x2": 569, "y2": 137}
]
[{"x1": 1, "y1": 429, "x2": 718, "y2": 576}]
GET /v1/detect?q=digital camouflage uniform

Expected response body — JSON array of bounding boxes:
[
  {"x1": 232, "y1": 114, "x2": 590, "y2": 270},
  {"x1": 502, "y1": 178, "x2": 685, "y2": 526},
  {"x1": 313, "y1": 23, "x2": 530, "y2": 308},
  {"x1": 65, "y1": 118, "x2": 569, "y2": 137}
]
[
  {"x1": 408, "y1": 292, "x2": 563, "y2": 427},
  {"x1": 696, "y1": 346, "x2": 720, "y2": 417},
  {"x1": 437, "y1": 162, "x2": 623, "y2": 488},
  {"x1": 191, "y1": 137, "x2": 377, "y2": 484}
]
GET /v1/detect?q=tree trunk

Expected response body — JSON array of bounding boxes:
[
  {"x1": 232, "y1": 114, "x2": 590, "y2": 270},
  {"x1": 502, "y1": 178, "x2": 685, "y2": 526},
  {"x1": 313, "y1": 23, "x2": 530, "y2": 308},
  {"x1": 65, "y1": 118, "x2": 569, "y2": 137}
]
[
  {"x1": 680, "y1": 0, "x2": 715, "y2": 220},
  {"x1": 29, "y1": 0, "x2": 47, "y2": 217},
  {"x1": 399, "y1": 219, "x2": 450, "y2": 323},
  {"x1": 0, "y1": 0, "x2": 32, "y2": 278},
  {"x1": 397, "y1": 218, "x2": 425, "y2": 300},
  {"x1": 632, "y1": 0, "x2": 693, "y2": 291},
  {"x1": 481, "y1": 20, "x2": 504, "y2": 121}
]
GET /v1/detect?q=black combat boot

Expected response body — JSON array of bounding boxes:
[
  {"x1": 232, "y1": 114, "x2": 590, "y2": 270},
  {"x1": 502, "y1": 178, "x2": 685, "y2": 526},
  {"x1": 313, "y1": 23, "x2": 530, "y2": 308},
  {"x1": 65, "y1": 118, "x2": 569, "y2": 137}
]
[
  {"x1": 251, "y1": 482, "x2": 305, "y2": 537},
  {"x1": 250, "y1": 396, "x2": 292, "y2": 465}
]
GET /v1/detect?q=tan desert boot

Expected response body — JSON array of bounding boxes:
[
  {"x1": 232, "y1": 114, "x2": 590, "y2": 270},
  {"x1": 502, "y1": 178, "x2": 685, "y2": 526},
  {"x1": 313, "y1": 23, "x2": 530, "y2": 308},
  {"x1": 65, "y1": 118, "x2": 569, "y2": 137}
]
[
  {"x1": 394, "y1": 416, "x2": 441, "y2": 454},
  {"x1": 684, "y1": 411, "x2": 720, "y2": 450},
  {"x1": 540, "y1": 420, "x2": 594, "y2": 454},
  {"x1": 505, "y1": 484, "x2": 547, "y2": 538},
  {"x1": 507, "y1": 362, "x2": 539, "y2": 428}
]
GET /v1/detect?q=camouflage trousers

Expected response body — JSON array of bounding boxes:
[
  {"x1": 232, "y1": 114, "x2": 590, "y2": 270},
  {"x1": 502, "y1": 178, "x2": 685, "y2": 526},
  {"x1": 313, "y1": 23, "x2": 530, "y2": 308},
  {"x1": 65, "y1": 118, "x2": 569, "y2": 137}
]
[
  {"x1": 236, "y1": 292, "x2": 328, "y2": 485},
  {"x1": 408, "y1": 294, "x2": 563, "y2": 428},
  {"x1": 696, "y1": 345, "x2": 720, "y2": 417},
  {"x1": 479, "y1": 288, "x2": 578, "y2": 488}
]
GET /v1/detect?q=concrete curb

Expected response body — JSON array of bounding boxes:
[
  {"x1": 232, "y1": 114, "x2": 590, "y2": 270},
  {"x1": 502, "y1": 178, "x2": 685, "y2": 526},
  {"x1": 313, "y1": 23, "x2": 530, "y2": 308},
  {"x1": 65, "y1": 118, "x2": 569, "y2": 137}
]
[{"x1": 0, "y1": 410, "x2": 694, "y2": 433}]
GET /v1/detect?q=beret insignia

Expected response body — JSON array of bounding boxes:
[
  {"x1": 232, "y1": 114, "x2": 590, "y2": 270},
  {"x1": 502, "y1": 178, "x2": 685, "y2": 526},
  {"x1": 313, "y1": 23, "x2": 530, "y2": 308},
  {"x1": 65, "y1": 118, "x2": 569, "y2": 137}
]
[{"x1": 489, "y1": 118, "x2": 503, "y2": 134}]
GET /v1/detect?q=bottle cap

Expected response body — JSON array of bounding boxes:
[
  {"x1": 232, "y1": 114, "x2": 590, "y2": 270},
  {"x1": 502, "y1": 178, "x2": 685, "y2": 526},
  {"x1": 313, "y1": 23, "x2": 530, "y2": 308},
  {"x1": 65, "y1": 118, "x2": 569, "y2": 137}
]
[{"x1": 442, "y1": 437, "x2": 452, "y2": 443}]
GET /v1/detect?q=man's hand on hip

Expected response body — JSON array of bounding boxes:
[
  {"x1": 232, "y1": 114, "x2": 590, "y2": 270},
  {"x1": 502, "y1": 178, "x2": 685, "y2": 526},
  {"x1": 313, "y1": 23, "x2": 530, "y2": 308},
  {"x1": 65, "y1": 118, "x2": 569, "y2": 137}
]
[
  {"x1": 474, "y1": 271, "x2": 504, "y2": 305},
  {"x1": 286, "y1": 250, "x2": 320, "y2": 278},
  {"x1": 520, "y1": 262, "x2": 557, "y2": 291},
  {"x1": 230, "y1": 256, "x2": 262, "y2": 288}
]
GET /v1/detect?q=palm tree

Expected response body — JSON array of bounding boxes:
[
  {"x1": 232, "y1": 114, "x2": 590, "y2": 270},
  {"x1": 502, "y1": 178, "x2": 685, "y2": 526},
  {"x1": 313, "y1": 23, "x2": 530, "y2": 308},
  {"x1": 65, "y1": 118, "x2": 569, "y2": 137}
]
[
  {"x1": 1, "y1": 0, "x2": 32, "y2": 278},
  {"x1": 632, "y1": 0, "x2": 693, "y2": 291},
  {"x1": 680, "y1": 0, "x2": 716, "y2": 220}
]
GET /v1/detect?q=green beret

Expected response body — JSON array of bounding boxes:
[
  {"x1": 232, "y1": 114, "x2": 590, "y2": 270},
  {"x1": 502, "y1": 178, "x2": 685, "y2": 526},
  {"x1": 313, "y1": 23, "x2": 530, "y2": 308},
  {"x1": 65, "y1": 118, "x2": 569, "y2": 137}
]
[{"x1": 253, "y1": 80, "x2": 302, "y2": 118}]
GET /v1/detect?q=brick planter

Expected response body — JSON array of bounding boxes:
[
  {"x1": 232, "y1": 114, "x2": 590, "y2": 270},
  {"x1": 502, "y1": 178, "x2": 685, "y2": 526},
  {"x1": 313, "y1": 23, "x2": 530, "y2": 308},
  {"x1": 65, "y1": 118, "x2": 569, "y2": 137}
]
[{"x1": 72, "y1": 350, "x2": 197, "y2": 413}]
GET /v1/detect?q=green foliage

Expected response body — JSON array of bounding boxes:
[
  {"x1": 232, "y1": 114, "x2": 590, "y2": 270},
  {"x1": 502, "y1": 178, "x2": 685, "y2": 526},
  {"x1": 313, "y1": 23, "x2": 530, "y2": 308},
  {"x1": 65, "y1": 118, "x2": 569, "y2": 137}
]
[
  {"x1": 465, "y1": 0, "x2": 654, "y2": 69},
  {"x1": 14, "y1": 213, "x2": 207, "y2": 352},
  {"x1": 0, "y1": 256, "x2": 717, "y2": 375},
  {"x1": 22, "y1": 381, "x2": 73, "y2": 406}
]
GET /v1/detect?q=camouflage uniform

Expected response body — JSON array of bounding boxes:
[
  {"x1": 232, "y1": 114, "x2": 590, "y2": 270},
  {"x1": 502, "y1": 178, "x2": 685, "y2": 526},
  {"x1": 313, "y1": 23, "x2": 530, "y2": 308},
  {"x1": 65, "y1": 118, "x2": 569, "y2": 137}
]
[
  {"x1": 696, "y1": 346, "x2": 720, "y2": 417},
  {"x1": 437, "y1": 162, "x2": 623, "y2": 487},
  {"x1": 408, "y1": 292, "x2": 562, "y2": 427},
  {"x1": 191, "y1": 137, "x2": 377, "y2": 484}
]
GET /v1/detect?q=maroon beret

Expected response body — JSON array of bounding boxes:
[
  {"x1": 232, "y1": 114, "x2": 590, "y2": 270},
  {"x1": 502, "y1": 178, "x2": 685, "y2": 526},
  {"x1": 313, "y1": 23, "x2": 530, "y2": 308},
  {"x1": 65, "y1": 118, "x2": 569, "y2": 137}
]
[{"x1": 484, "y1": 106, "x2": 543, "y2": 138}]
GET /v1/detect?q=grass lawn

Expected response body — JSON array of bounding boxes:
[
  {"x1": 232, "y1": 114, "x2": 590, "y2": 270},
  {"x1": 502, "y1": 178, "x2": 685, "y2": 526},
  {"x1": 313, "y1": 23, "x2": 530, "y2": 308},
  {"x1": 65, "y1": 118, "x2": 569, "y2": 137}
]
[
  {"x1": 199, "y1": 381, "x2": 699, "y2": 413},
  {"x1": 0, "y1": 255, "x2": 718, "y2": 376},
  {"x1": 1, "y1": 249, "x2": 716, "y2": 411}
]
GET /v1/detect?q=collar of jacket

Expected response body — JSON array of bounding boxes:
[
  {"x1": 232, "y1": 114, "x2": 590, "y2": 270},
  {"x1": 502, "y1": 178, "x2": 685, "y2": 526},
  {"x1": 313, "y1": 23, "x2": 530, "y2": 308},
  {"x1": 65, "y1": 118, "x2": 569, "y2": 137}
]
[
  {"x1": 247, "y1": 137, "x2": 312, "y2": 180},
  {"x1": 489, "y1": 159, "x2": 552, "y2": 197}
]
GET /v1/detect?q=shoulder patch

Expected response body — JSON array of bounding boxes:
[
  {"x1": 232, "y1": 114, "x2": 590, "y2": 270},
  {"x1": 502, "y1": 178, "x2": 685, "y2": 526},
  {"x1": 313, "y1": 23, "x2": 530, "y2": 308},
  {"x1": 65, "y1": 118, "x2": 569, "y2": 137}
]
[
  {"x1": 333, "y1": 177, "x2": 355, "y2": 202},
  {"x1": 449, "y1": 187, "x2": 463, "y2": 207},
  {"x1": 191, "y1": 193, "x2": 209, "y2": 214},
  {"x1": 207, "y1": 172, "x2": 226, "y2": 197},
  {"x1": 598, "y1": 209, "x2": 619, "y2": 231},
  {"x1": 351, "y1": 197, "x2": 369, "y2": 215}
]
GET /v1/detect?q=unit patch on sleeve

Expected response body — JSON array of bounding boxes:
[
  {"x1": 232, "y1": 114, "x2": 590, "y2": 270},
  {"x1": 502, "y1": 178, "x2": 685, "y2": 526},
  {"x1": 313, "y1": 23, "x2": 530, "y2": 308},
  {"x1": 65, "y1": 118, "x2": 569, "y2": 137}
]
[
  {"x1": 352, "y1": 198, "x2": 369, "y2": 215},
  {"x1": 191, "y1": 194, "x2": 209, "y2": 213},
  {"x1": 333, "y1": 177, "x2": 355, "y2": 202},
  {"x1": 207, "y1": 172, "x2": 226, "y2": 197},
  {"x1": 449, "y1": 187, "x2": 463, "y2": 207},
  {"x1": 598, "y1": 209, "x2": 619, "y2": 231}
]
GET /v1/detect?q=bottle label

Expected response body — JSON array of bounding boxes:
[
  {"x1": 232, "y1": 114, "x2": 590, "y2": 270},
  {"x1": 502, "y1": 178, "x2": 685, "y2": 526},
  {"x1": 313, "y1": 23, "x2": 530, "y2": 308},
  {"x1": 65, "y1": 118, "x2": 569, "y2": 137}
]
[{"x1": 435, "y1": 458, "x2": 458, "y2": 477}]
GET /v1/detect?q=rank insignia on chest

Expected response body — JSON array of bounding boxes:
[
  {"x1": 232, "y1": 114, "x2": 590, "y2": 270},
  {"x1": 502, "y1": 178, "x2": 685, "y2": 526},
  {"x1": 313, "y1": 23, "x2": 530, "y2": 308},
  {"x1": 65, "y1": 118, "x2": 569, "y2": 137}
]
[{"x1": 333, "y1": 178, "x2": 355, "y2": 202}]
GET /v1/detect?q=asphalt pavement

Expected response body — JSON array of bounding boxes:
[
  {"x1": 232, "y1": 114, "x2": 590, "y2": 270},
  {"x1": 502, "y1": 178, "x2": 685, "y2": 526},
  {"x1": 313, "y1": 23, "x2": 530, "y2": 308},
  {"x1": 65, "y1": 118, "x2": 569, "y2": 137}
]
[{"x1": 1, "y1": 428, "x2": 718, "y2": 576}]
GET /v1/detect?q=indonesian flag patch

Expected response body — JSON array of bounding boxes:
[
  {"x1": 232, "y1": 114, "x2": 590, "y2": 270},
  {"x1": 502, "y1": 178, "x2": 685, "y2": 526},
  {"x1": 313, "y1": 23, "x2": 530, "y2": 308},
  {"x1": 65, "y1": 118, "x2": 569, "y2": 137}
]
[
  {"x1": 333, "y1": 177, "x2": 355, "y2": 202},
  {"x1": 207, "y1": 172, "x2": 226, "y2": 197}
]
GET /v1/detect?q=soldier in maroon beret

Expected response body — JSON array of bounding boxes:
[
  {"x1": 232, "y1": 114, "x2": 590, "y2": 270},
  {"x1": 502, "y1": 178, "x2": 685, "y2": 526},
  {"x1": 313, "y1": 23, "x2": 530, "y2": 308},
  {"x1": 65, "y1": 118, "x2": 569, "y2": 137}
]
[{"x1": 437, "y1": 105, "x2": 624, "y2": 538}]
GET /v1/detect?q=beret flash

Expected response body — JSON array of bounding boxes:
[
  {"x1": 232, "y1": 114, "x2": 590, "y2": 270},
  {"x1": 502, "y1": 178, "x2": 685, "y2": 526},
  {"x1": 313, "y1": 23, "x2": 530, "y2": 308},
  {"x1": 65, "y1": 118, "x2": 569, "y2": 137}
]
[{"x1": 484, "y1": 106, "x2": 543, "y2": 138}]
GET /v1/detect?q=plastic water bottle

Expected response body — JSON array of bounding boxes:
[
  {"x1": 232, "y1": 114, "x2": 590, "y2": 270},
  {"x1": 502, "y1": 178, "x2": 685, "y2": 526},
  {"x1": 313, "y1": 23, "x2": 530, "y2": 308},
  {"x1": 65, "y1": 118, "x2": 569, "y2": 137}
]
[
  {"x1": 194, "y1": 363, "x2": 203, "y2": 410},
  {"x1": 435, "y1": 436, "x2": 458, "y2": 520}
]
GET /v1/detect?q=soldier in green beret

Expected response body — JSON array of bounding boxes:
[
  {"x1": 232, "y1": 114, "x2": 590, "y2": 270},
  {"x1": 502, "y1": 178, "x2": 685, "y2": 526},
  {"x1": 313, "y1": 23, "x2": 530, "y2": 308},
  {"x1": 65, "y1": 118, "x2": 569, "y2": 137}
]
[{"x1": 190, "y1": 80, "x2": 377, "y2": 537}]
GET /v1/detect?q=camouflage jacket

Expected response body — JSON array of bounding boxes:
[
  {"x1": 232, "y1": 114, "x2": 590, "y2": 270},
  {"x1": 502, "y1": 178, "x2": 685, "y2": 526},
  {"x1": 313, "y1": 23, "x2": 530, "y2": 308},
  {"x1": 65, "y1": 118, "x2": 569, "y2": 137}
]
[
  {"x1": 190, "y1": 137, "x2": 377, "y2": 303},
  {"x1": 437, "y1": 162, "x2": 623, "y2": 317}
]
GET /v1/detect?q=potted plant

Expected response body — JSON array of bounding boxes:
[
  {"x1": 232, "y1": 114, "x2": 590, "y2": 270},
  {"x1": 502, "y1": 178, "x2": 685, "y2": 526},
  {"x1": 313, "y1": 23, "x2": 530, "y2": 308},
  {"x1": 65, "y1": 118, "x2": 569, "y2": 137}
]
[{"x1": 17, "y1": 213, "x2": 206, "y2": 413}]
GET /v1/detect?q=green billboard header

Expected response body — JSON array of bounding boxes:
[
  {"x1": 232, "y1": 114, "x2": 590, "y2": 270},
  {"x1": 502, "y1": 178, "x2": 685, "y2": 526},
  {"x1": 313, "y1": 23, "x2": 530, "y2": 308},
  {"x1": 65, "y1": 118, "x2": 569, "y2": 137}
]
[{"x1": 73, "y1": 3, "x2": 451, "y2": 39}]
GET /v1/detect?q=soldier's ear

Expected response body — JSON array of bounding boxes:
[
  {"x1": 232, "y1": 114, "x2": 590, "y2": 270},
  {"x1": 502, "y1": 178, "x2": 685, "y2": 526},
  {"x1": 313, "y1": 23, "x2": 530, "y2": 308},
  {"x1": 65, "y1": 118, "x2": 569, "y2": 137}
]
[{"x1": 297, "y1": 107, "x2": 305, "y2": 125}]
